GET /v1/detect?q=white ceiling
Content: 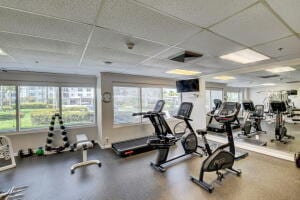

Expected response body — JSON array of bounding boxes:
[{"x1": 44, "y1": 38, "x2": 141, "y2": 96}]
[{"x1": 0, "y1": 0, "x2": 299, "y2": 85}]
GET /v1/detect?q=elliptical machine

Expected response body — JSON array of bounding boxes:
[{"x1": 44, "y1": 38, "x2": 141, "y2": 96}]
[
  {"x1": 147, "y1": 102, "x2": 203, "y2": 172},
  {"x1": 191, "y1": 102, "x2": 243, "y2": 193},
  {"x1": 238, "y1": 100, "x2": 266, "y2": 138},
  {"x1": 270, "y1": 101, "x2": 294, "y2": 144}
]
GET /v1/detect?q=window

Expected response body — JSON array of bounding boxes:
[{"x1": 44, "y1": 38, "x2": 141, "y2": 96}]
[
  {"x1": 142, "y1": 88, "x2": 162, "y2": 112},
  {"x1": 114, "y1": 87, "x2": 140, "y2": 124},
  {"x1": 19, "y1": 86, "x2": 59, "y2": 130},
  {"x1": 206, "y1": 89, "x2": 223, "y2": 112},
  {"x1": 62, "y1": 87, "x2": 95, "y2": 126},
  {"x1": 0, "y1": 86, "x2": 16, "y2": 132},
  {"x1": 163, "y1": 88, "x2": 181, "y2": 117},
  {"x1": 226, "y1": 92, "x2": 240, "y2": 102},
  {"x1": 113, "y1": 86, "x2": 181, "y2": 125}
]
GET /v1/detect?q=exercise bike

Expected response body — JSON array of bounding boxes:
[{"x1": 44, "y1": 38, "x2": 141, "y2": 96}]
[
  {"x1": 207, "y1": 99, "x2": 241, "y2": 133},
  {"x1": 270, "y1": 101, "x2": 294, "y2": 144},
  {"x1": 147, "y1": 102, "x2": 203, "y2": 172},
  {"x1": 191, "y1": 102, "x2": 242, "y2": 193}
]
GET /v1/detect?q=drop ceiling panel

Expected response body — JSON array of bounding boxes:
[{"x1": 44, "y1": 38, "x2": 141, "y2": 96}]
[
  {"x1": 196, "y1": 56, "x2": 241, "y2": 70},
  {"x1": 178, "y1": 30, "x2": 244, "y2": 56},
  {"x1": 96, "y1": 0, "x2": 201, "y2": 45},
  {"x1": 143, "y1": 58, "x2": 187, "y2": 70},
  {"x1": 0, "y1": 62, "x2": 28, "y2": 71},
  {"x1": 210, "y1": 3, "x2": 292, "y2": 46},
  {"x1": 155, "y1": 47, "x2": 184, "y2": 59},
  {"x1": 0, "y1": 7, "x2": 92, "y2": 44},
  {"x1": 0, "y1": 55, "x2": 15, "y2": 62},
  {"x1": 266, "y1": 0, "x2": 300, "y2": 33},
  {"x1": 253, "y1": 36, "x2": 300, "y2": 58},
  {"x1": 123, "y1": 66, "x2": 181, "y2": 78},
  {"x1": 84, "y1": 46, "x2": 147, "y2": 65},
  {"x1": 89, "y1": 28, "x2": 169, "y2": 57},
  {"x1": 5, "y1": 47, "x2": 81, "y2": 67},
  {"x1": 0, "y1": 0, "x2": 103, "y2": 24},
  {"x1": 135, "y1": 0, "x2": 258, "y2": 28},
  {"x1": 0, "y1": 32, "x2": 83, "y2": 55}
]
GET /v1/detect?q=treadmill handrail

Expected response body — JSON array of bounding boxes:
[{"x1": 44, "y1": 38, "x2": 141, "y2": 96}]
[{"x1": 173, "y1": 115, "x2": 193, "y2": 121}]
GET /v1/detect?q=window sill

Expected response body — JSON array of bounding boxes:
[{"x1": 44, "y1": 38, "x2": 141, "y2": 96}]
[
  {"x1": 0, "y1": 124, "x2": 97, "y2": 136},
  {"x1": 113, "y1": 118, "x2": 181, "y2": 129}
]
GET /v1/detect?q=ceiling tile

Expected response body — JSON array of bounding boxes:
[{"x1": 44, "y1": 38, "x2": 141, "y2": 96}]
[
  {"x1": 96, "y1": 0, "x2": 201, "y2": 45},
  {"x1": 0, "y1": 62, "x2": 28, "y2": 71},
  {"x1": 253, "y1": 36, "x2": 300, "y2": 58},
  {"x1": 210, "y1": 3, "x2": 292, "y2": 46},
  {"x1": 196, "y1": 55, "x2": 241, "y2": 70},
  {"x1": 0, "y1": 0, "x2": 103, "y2": 24},
  {"x1": 178, "y1": 30, "x2": 244, "y2": 56},
  {"x1": 0, "y1": 32, "x2": 83, "y2": 55},
  {"x1": 0, "y1": 55, "x2": 15, "y2": 62},
  {"x1": 135, "y1": 0, "x2": 258, "y2": 28},
  {"x1": 83, "y1": 46, "x2": 147, "y2": 65},
  {"x1": 89, "y1": 28, "x2": 169, "y2": 57},
  {"x1": 266, "y1": 0, "x2": 300, "y2": 33},
  {"x1": 4, "y1": 47, "x2": 81, "y2": 67},
  {"x1": 155, "y1": 47, "x2": 184, "y2": 59},
  {"x1": 0, "y1": 7, "x2": 92, "y2": 44},
  {"x1": 143, "y1": 58, "x2": 187, "y2": 70}
]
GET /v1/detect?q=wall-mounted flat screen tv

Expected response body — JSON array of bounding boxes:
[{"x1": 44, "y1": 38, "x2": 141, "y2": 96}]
[{"x1": 176, "y1": 79, "x2": 199, "y2": 93}]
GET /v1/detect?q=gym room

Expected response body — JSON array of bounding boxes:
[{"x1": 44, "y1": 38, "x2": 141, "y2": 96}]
[{"x1": 0, "y1": 0, "x2": 300, "y2": 199}]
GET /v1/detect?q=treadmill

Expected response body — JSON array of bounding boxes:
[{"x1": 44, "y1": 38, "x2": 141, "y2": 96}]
[
  {"x1": 207, "y1": 100, "x2": 241, "y2": 133},
  {"x1": 112, "y1": 100, "x2": 165, "y2": 157}
]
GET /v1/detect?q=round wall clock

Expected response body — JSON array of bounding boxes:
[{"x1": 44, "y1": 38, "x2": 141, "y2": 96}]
[{"x1": 102, "y1": 92, "x2": 112, "y2": 103}]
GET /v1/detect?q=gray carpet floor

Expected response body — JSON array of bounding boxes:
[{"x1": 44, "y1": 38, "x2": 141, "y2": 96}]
[{"x1": 1, "y1": 144, "x2": 300, "y2": 200}]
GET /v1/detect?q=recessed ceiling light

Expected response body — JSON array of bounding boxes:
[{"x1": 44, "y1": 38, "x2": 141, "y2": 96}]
[
  {"x1": 260, "y1": 83, "x2": 276, "y2": 86},
  {"x1": 166, "y1": 69, "x2": 201, "y2": 75},
  {"x1": 213, "y1": 75, "x2": 236, "y2": 81},
  {"x1": 220, "y1": 49, "x2": 270, "y2": 64},
  {"x1": 265, "y1": 66, "x2": 296, "y2": 73},
  {"x1": 0, "y1": 48, "x2": 8, "y2": 56}
]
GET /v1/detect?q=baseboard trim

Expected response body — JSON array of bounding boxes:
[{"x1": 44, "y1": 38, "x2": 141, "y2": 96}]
[{"x1": 204, "y1": 135, "x2": 294, "y2": 162}]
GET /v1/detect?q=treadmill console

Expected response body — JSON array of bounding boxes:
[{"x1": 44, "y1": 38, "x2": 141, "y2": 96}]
[
  {"x1": 270, "y1": 101, "x2": 286, "y2": 113},
  {"x1": 242, "y1": 100, "x2": 255, "y2": 112},
  {"x1": 176, "y1": 102, "x2": 193, "y2": 118},
  {"x1": 153, "y1": 100, "x2": 165, "y2": 113},
  {"x1": 215, "y1": 102, "x2": 240, "y2": 123}
]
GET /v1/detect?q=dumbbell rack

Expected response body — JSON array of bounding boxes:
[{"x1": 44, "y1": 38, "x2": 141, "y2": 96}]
[
  {"x1": 45, "y1": 113, "x2": 70, "y2": 153},
  {"x1": 0, "y1": 136, "x2": 16, "y2": 172}
]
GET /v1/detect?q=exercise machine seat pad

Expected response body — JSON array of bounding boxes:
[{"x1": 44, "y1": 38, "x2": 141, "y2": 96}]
[{"x1": 76, "y1": 134, "x2": 93, "y2": 150}]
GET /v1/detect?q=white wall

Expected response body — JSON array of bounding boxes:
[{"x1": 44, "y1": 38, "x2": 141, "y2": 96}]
[
  {"x1": 182, "y1": 78, "x2": 206, "y2": 130},
  {"x1": 248, "y1": 84, "x2": 300, "y2": 107}
]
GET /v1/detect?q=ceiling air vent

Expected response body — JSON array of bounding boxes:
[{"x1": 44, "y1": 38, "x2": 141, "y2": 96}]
[
  {"x1": 169, "y1": 51, "x2": 203, "y2": 63},
  {"x1": 286, "y1": 81, "x2": 300, "y2": 84},
  {"x1": 259, "y1": 74, "x2": 280, "y2": 78}
]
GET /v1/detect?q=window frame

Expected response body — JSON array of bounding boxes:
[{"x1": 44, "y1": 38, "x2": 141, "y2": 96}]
[
  {"x1": 0, "y1": 84, "x2": 18, "y2": 133},
  {"x1": 205, "y1": 88, "x2": 224, "y2": 112},
  {"x1": 113, "y1": 83, "x2": 181, "y2": 127},
  {"x1": 0, "y1": 81, "x2": 97, "y2": 135}
]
